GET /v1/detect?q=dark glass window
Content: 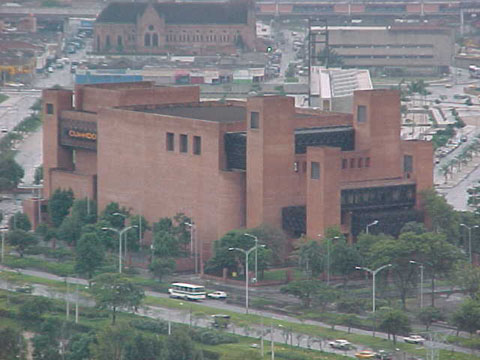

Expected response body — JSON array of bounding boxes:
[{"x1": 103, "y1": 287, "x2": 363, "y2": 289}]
[
  {"x1": 357, "y1": 105, "x2": 367, "y2": 123},
  {"x1": 152, "y1": 34, "x2": 158, "y2": 47},
  {"x1": 404, "y1": 155, "x2": 413, "y2": 173},
  {"x1": 358, "y1": 158, "x2": 363, "y2": 168},
  {"x1": 144, "y1": 33, "x2": 151, "y2": 47},
  {"x1": 311, "y1": 162, "x2": 320, "y2": 179},
  {"x1": 342, "y1": 159, "x2": 348, "y2": 169},
  {"x1": 105, "y1": 35, "x2": 111, "y2": 48},
  {"x1": 365, "y1": 157, "x2": 370, "y2": 167},
  {"x1": 350, "y1": 158, "x2": 355, "y2": 168},
  {"x1": 166, "y1": 132, "x2": 174, "y2": 151},
  {"x1": 180, "y1": 134, "x2": 188, "y2": 153},
  {"x1": 46, "y1": 103, "x2": 54, "y2": 115},
  {"x1": 193, "y1": 136, "x2": 201, "y2": 155},
  {"x1": 250, "y1": 112, "x2": 259, "y2": 129},
  {"x1": 117, "y1": 36, "x2": 122, "y2": 47}
]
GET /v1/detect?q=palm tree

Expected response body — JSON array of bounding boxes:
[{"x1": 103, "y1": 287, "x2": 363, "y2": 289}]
[{"x1": 440, "y1": 164, "x2": 450, "y2": 184}]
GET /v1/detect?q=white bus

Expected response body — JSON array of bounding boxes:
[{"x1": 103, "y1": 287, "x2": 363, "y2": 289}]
[{"x1": 168, "y1": 282, "x2": 206, "y2": 300}]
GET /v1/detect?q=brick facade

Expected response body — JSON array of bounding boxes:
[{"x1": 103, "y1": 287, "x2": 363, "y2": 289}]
[
  {"x1": 31, "y1": 82, "x2": 433, "y2": 269},
  {"x1": 94, "y1": 0, "x2": 257, "y2": 56}
]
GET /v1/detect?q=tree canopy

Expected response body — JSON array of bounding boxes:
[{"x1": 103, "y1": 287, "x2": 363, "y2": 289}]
[{"x1": 48, "y1": 188, "x2": 74, "y2": 228}]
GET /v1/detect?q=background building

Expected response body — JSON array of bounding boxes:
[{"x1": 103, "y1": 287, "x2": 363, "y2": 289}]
[
  {"x1": 314, "y1": 25, "x2": 454, "y2": 76},
  {"x1": 27, "y1": 83, "x2": 433, "y2": 265},
  {"x1": 94, "y1": 0, "x2": 257, "y2": 56}
]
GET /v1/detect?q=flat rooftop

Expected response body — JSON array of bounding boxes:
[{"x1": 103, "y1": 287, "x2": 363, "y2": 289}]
[{"x1": 143, "y1": 105, "x2": 246, "y2": 123}]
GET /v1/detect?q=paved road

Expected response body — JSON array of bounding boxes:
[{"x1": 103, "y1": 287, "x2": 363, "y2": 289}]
[{"x1": 1, "y1": 265, "x2": 476, "y2": 359}]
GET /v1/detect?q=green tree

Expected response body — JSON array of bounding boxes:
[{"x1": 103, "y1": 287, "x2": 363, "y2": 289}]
[
  {"x1": 125, "y1": 332, "x2": 166, "y2": 360},
  {"x1": 400, "y1": 221, "x2": 427, "y2": 235},
  {"x1": 70, "y1": 197, "x2": 97, "y2": 226},
  {"x1": 165, "y1": 330, "x2": 198, "y2": 360},
  {"x1": 66, "y1": 333, "x2": 95, "y2": 360},
  {"x1": 82, "y1": 220, "x2": 117, "y2": 250},
  {"x1": 418, "y1": 306, "x2": 444, "y2": 331},
  {"x1": 280, "y1": 279, "x2": 327, "y2": 308},
  {"x1": 152, "y1": 217, "x2": 181, "y2": 257},
  {"x1": 8, "y1": 211, "x2": 31, "y2": 231},
  {"x1": 7, "y1": 229, "x2": 37, "y2": 257},
  {"x1": 242, "y1": 224, "x2": 288, "y2": 266},
  {"x1": 100, "y1": 202, "x2": 129, "y2": 229},
  {"x1": 0, "y1": 327, "x2": 23, "y2": 360},
  {"x1": 340, "y1": 314, "x2": 360, "y2": 334},
  {"x1": 317, "y1": 47, "x2": 344, "y2": 67},
  {"x1": 421, "y1": 189, "x2": 459, "y2": 243},
  {"x1": 368, "y1": 232, "x2": 420, "y2": 309},
  {"x1": 57, "y1": 215, "x2": 82, "y2": 245},
  {"x1": 149, "y1": 257, "x2": 176, "y2": 282},
  {"x1": 330, "y1": 238, "x2": 362, "y2": 285},
  {"x1": 0, "y1": 156, "x2": 24, "y2": 190},
  {"x1": 292, "y1": 237, "x2": 324, "y2": 278},
  {"x1": 48, "y1": 188, "x2": 74, "y2": 228},
  {"x1": 34, "y1": 165, "x2": 43, "y2": 185},
  {"x1": 18, "y1": 297, "x2": 52, "y2": 321},
  {"x1": 32, "y1": 334, "x2": 61, "y2": 360},
  {"x1": 378, "y1": 309, "x2": 411, "y2": 344},
  {"x1": 91, "y1": 324, "x2": 134, "y2": 360},
  {"x1": 418, "y1": 232, "x2": 461, "y2": 307},
  {"x1": 127, "y1": 214, "x2": 150, "y2": 249},
  {"x1": 75, "y1": 232, "x2": 105, "y2": 280},
  {"x1": 91, "y1": 273, "x2": 145, "y2": 325},
  {"x1": 453, "y1": 262, "x2": 480, "y2": 299},
  {"x1": 451, "y1": 298, "x2": 480, "y2": 336}
]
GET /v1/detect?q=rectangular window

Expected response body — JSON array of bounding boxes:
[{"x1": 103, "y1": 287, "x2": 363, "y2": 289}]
[
  {"x1": 193, "y1": 136, "x2": 201, "y2": 155},
  {"x1": 250, "y1": 112, "x2": 259, "y2": 129},
  {"x1": 365, "y1": 157, "x2": 370, "y2": 168},
  {"x1": 342, "y1": 159, "x2": 348, "y2": 169},
  {"x1": 358, "y1": 158, "x2": 363, "y2": 168},
  {"x1": 311, "y1": 162, "x2": 320, "y2": 179},
  {"x1": 357, "y1": 105, "x2": 367, "y2": 123},
  {"x1": 46, "y1": 103, "x2": 54, "y2": 115},
  {"x1": 166, "y1": 132, "x2": 174, "y2": 151},
  {"x1": 180, "y1": 134, "x2": 188, "y2": 153},
  {"x1": 404, "y1": 155, "x2": 413, "y2": 173},
  {"x1": 350, "y1": 158, "x2": 356, "y2": 168}
]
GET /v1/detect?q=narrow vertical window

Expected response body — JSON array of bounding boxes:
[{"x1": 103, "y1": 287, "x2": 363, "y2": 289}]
[
  {"x1": 250, "y1": 112, "x2": 259, "y2": 129},
  {"x1": 350, "y1": 158, "x2": 355, "y2": 168},
  {"x1": 117, "y1": 35, "x2": 122, "y2": 47},
  {"x1": 166, "y1": 132, "x2": 174, "y2": 151},
  {"x1": 180, "y1": 134, "x2": 188, "y2": 153},
  {"x1": 358, "y1": 158, "x2": 363, "y2": 168},
  {"x1": 105, "y1": 35, "x2": 111, "y2": 48},
  {"x1": 144, "y1": 33, "x2": 151, "y2": 47},
  {"x1": 357, "y1": 105, "x2": 367, "y2": 123},
  {"x1": 342, "y1": 159, "x2": 347, "y2": 169},
  {"x1": 311, "y1": 162, "x2": 320, "y2": 179},
  {"x1": 152, "y1": 33, "x2": 158, "y2": 47},
  {"x1": 193, "y1": 136, "x2": 201, "y2": 155},
  {"x1": 46, "y1": 103, "x2": 54, "y2": 115},
  {"x1": 365, "y1": 157, "x2": 370, "y2": 167},
  {"x1": 404, "y1": 155, "x2": 413, "y2": 173}
]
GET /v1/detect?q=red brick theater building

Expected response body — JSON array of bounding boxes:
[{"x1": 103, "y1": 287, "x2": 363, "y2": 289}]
[
  {"x1": 26, "y1": 83, "x2": 433, "y2": 264},
  {"x1": 93, "y1": 0, "x2": 257, "y2": 55}
]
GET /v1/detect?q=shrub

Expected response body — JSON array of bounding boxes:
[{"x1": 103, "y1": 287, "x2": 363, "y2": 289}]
[
  {"x1": 202, "y1": 349, "x2": 221, "y2": 360},
  {"x1": 189, "y1": 328, "x2": 238, "y2": 345},
  {"x1": 130, "y1": 318, "x2": 170, "y2": 334},
  {"x1": 274, "y1": 351, "x2": 309, "y2": 360}
]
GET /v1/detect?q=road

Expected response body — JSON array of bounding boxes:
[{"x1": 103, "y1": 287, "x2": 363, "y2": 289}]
[{"x1": 0, "y1": 265, "x2": 476, "y2": 359}]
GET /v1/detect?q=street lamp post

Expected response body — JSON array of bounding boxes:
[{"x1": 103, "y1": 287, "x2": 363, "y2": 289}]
[
  {"x1": 366, "y1": 220, "x2": 379, "y2": 234},
  {"x1": 0, "y1": 226, "x2": 8, "y2": 263},
  {"x1": 185, "y1": 222, "x2": 197, "y2": 274},
  {"x1": 355, "y1": 264, "x2": 392, "y2": 313},
  {"x1": 244, "y1": 233, "x2": 259, "y2": 282},
  {"x1": 409, "y1": 260, "x2": 425, "y2": 308},
  {"x1": 460, "y1": 223, "x2": 479, "y2": 263},
  {"x1": 102, "y1": 225, "x2": 137, "y2": 273},
  {"x1": 229, "y1": 243, "x2": 265, "y2": 314}
]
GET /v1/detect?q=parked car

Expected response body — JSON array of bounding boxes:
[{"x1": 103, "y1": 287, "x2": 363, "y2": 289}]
[
  {"x1": 375, "y1": 350, "x2": 393, "y2": 360},
  {"x1": 329, "y1": 339, "x2": 352, "y2": 350},
  {"x1": 461, "y1": 135, "x2": 468, "y2": 142},
  {"x1": 207, "y1": 291, "x2": 227, "y2": 299},
  {"x1": 403, "y1": 335, "x2": 425, "y2": 344},
  {"x1": 355, "y1": 350, "x2": 377, "y2": 359},
  {"x1": 15, "y1": 285, "x2": 33, "y2": 293}
]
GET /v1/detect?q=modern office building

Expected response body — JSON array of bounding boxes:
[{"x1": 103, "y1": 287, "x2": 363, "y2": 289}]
[
  {"x1": 25, "y1": 82, "x2": 433, "y2": 266},
  {"x1": 93, "y1": 0, "x2": 257, "y2": 56},
  {"x1": 313, "y1": 25, "x2": 454, "y2": 76}
]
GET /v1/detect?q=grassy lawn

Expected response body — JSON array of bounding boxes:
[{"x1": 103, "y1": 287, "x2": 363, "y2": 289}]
[{"x1": 0, "y1": 94, "x2": 8, "y2": 104}]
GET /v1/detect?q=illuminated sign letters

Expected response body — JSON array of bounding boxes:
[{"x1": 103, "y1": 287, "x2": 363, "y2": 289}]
[{"x1": 67, "y1": 129, "x2": 97, "y2": 141}]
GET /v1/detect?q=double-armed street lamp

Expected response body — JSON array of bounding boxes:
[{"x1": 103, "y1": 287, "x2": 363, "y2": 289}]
[
  {"x1": 366, "y1": 220, "x2": 379, "y2": 234},
  {"x1": 460, "y1": 223, "x2": 479, "y2": 263},
  {"x1": 229, "y1": 243, "x2": 266, "y2": 314},
  {"x1": 184, "y1": 222, "x2": 198, "y2": 274},
  {"x1": 244, "y1": 233, "x2": 259, "y2": 282},
  {"x1": 318, "y1": 234, "x2": 339, "y2": 285},
  {"x1": 355, "y1": 263, "x2": 392, "y2": 313},
  {"x1": 102, "y1": 225, "x2": 138, "y2": 273},
  {"x1": 409, "y1": 260, "x2": 425, "y2": 308}
]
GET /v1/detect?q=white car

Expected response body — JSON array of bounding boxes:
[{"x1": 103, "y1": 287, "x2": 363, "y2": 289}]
[
  {"x1": 403, "y1": 335, "x2": 425, "y2": 345},
  {"x1": 207, "y1": 291, "x2": 227, "y2": 299},
  {"x1": 328, "y1": 339, "x2": 352, "y2": 349}
]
